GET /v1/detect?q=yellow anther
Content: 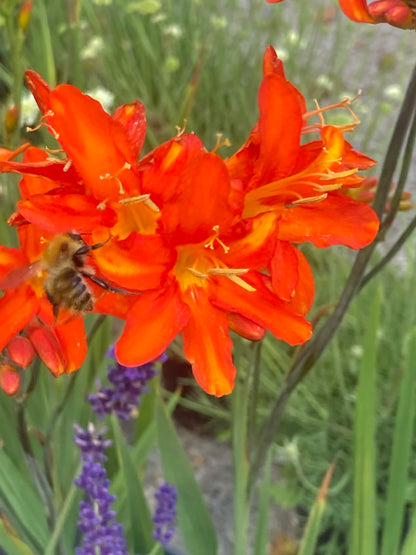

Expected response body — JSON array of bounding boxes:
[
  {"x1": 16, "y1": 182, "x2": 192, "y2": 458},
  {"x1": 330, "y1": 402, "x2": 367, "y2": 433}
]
[
  {"x1": 187, "y1": 267, "x2": 208, "y2": 279},
  {"x1": 208, "y1": 267, "x2": 255, "y2": 292},
  {"x1": 63, "y1": 159, "x2": 72, "y2": 172},
  {"x1": 319, "y1": 167, "x2": 358, "y2": 181},
  {"x1": 119, "y1": 194, "x2": 160, "y2": 213},
  {"x1": 287, "y1": 193, "x2": 328, "y2": 207}
]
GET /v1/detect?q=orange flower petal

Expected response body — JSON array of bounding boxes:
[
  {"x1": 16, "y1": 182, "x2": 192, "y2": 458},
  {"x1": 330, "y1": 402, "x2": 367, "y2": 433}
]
[
  {"x1": 94, "y1": 233, "x2": 175, "y2": 290},
  {"x1": 25, "y1": 70, "x2": 51, "y2": 113},
  {"x1": 162, "y1": 152, "x2": 235, "y2": 243},
  {"x1": 112, "y1": 101, "x2": 146, "y2": 160},
  {"x1": 338, "y1": 0, "x2": 377, "y2": 22},
  {"x1": 47, "y1": 85, "x2": 139, "y2": 199},
  {"x1": 53, "y1": 317, "x2": 87, "y2": 374},
  {"x1": 0, "y1": 246, "x2": 27, "y2": 281},
  {"x1": 141, "y1": 134, "x2": 205, "y2": 205},
  {"x1": 223, "y1": 213, "x2": 278, "y2": 269},
  {"x1": 278, "y1": 192, "x2": 379, "y2": 248},
  {"x1": 287, "y1": 248, "x2": 315, "y2": 315},
  {"x1": 253, "y1": 73, "x2": 303, "y2": 185},
  {"x1": 270, "y1": 240, "x2": 299, "y2": 301},
  {"x1": 18, "y1": 193, "x2": 117, "y2": 233},
  {"x1": 263, "y1": 45, "x2": 285, "y2": 77},
  {"x1": 182, "y1": 287, "x2": 235, "y2": 396},
  {"x1": 116, "y1": 283, "x2": 190, "y2": 366},
  {"x1": 0, "y1": 286, "x2": 39, "y2": 351},
  {"x1": 210, "y1": 273, "x2": 312, "y2": 346}
]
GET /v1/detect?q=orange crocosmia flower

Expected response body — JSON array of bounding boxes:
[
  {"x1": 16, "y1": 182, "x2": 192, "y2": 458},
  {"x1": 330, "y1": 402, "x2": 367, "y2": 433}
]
[
  {"x1": 227, "y1": 46, "x2": 379, "y2": 250},
  {"x1": 338, "y1": 0, "x2": 415, "y2": 29},
  {"x1": 113, "y1": 152, "x2": 312, "y2": 397}
]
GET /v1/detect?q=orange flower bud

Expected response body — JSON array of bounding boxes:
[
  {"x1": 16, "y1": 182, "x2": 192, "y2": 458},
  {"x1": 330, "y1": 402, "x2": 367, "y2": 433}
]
[
  {"x1": 0, "y1": 364, "x2": 20, "y2": 396},
  {"x1": 7, "y1": 336, "x2": 35, "y2": 368},
  {"x1": 5, "y1": 106, "x2": 19, "y2": 134},
  {"x1": 18, "y1": 1, "x2": 33, "y2": 33},
  {"x1": 26, "y1": 322, "x2": 67, "y2": 377}
]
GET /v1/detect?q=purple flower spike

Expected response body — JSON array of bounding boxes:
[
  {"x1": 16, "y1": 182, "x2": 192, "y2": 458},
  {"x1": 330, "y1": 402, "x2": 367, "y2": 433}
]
[
  {"x1": 88, "y1": 350, "x2": 162, "y2": 421},
  {"x1": 152, "y1": 482, "x2": 178, "y2": 545},
  {"x1": 73, "y1": 424, "x2": 128, "y2": 555}
]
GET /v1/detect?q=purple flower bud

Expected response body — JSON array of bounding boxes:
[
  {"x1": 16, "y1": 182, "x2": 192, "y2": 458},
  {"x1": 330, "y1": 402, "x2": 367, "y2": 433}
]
[{"x1": 152, "y1": 482, "x2": 178, "y2": 545}]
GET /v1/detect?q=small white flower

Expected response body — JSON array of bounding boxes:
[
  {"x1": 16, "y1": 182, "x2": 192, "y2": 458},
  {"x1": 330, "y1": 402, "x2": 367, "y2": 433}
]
[
  {"x1": 81, "y1": 36, "x2": 105, "y2": 61},
  {"x1": 21, "y1": 91, "x2": 39, "y2": 127},
  {"x1": 210, "y1": 15, "x2": 227, "y2": 29},
  {"x1": 384, "y1": 84, "x2": 403, "y2": 102},
  {"x1": 286, "y1": 30, "x2": 299, "y2": 45},
  {"x1": 316, "y1": 74, "x2": 334, "y2": 92},
  {"x1": 163, "y1": 24, "x2": 183, "y2": 39},
  {"x1": 350, "y1": 345, "x2": 364, "y2": 359},
  {"x1": 86, "y1": 87, "x2": 115, "y2": 113}
]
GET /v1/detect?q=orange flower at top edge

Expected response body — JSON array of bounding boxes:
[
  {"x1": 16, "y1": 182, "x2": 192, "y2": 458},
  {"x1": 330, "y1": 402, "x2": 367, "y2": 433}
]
[
  {"x1": 339, "y1": 0, "x2": 415, "y2": 28},
  {"x1": 266, "y1": 0, "x2": 415, "y2": 29}
]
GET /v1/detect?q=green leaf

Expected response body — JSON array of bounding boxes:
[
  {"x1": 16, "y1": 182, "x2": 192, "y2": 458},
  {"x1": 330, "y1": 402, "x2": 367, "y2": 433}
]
[
  {"x1": 381, "y1": 328, "x2": 416, "y2": 555},
  {"x1": 349, "y1": 289, "x2": 380, "y2": 555},
  {"x1": 111, "y1": 416, "x2": 154, "y2": 554},
  {"x1": 401, "y1": 504, "x2": 416, "y2": 555},
  {"x1": 0, "y1": 451, "x2": 49, "y2": 552},
  {"x1": 156, "y1": 398, "x2": 217, "y2": 555},
  {"x1": 0, "y1": 519, "x2": 34, "y2": 555}
]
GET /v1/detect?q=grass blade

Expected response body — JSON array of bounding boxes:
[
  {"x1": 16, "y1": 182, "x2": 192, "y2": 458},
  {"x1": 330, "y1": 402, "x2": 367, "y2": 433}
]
[
  {"x1": 381, "y1": 327, "x2": 416, "y2": 555},
  {"x1": 156, "y1": 397, "x2": 218, "y2": 555},
  {"x1": 349, "y1": 289, "x2": 380, "y2": 555}
]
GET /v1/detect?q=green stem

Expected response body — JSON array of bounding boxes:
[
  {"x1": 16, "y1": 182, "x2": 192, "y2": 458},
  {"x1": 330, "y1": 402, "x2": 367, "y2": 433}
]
[
  {"x1": 379, "y1": 93, "x2": 416, "y2": 233},
  {"x1": 232, "y1": 347, "x2": 251, "y2": 555}
]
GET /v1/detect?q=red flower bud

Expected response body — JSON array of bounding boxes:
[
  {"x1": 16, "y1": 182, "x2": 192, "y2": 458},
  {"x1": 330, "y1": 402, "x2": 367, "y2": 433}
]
[
  {"x1": 7, "y1": 336, "x2": 35, "y2": 368},
  {"x1": 5, "y1": 106, "x2": 19, "y2": 134},
  {"x1": 18, "y1": 1, "x2": 33, "y2": 33},
  {"x1": 26, "y1": 322, "x2": 67, "y2": 377},
  {"x1": 0, "y1": 364, "x2": 20, "y2": 396}
]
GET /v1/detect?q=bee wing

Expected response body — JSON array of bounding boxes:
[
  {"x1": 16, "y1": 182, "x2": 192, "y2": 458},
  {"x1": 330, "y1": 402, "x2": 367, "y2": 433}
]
[{"x1": 0, "y1": 261, "x2": 42, "y2": 290}]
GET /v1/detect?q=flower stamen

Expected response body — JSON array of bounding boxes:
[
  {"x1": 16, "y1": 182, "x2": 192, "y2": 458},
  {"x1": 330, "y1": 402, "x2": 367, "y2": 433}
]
[
  {"x1": 119, "y1": 194, "x2": 160, "y2": 213},
  {"x1": 303, "y1": 93, "x2": 361, "y2": 134},
  {"x1": 212, "y1": 133, "x2": 231, "y2": 154},
  {"x1": 287, "y1": 193, "x2": 328, "y2": 207},
  {"x1": 204, "y1": 225, "x2": 230, "y2": 253},
  {"x1": 208, "y1": 267, "x2": 256, "y2": 292}
]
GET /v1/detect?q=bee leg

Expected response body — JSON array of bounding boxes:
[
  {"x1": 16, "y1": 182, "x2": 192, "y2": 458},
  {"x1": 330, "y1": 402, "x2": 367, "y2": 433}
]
[
  {"x1": 85, "y1": 274, "x2": 136, "y2": 295},
  {"x1": 74, "y1": 236, "x2": 112, "y2": 257}
]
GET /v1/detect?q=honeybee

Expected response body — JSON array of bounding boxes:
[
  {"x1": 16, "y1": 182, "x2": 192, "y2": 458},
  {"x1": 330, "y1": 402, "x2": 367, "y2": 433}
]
[{"x1": 0, "y1": 233, "x2": 132, "y2": 318}]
